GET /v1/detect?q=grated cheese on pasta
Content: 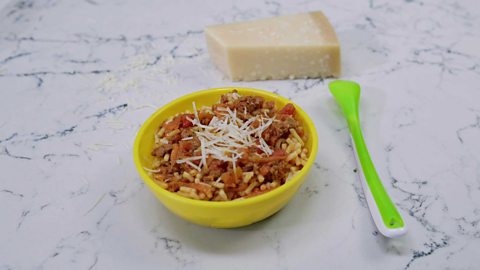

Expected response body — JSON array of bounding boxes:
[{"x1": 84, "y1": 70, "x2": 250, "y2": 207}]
[{"x1": 176, "y1": 102, "x2": 275, "y2": 172}]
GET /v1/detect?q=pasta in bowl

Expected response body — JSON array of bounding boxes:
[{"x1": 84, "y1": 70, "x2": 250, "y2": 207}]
[{"x1": 133, "y1": 87, "x2": 318, "y2": 228}]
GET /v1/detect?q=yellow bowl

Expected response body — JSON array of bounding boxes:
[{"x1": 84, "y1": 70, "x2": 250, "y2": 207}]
[{"x1": 133, "y1": 87, "x2": 318, "y2": 228}]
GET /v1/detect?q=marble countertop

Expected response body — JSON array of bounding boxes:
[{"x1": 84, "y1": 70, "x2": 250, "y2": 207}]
[{"x1": 1, "y1": 0, "x2": 479, "y2": 269}]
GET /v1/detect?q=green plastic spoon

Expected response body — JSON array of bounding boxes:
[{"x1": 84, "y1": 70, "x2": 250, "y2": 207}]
[{"x1": 329, "y1": 80, "x2": 407, "y2": 238}]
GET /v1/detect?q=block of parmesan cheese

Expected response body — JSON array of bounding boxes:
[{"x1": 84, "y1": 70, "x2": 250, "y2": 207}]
[{"x1": 205, "y1": 11, "x2": 340, "y2": 81}]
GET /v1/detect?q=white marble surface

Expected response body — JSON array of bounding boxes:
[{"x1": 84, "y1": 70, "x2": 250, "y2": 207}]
[{"x1": 1, "y1": 0, "x2": 479, "y2": 269}]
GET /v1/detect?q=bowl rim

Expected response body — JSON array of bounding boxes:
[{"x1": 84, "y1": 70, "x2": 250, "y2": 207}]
[{"x1": 133, "y1": 87, "x2": 318, "y2": 208}]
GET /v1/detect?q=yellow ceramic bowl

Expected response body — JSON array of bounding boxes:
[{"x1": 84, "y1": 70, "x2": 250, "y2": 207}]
[{"x1": 133, "y1": 87, "x2": 318, "y2": 228}]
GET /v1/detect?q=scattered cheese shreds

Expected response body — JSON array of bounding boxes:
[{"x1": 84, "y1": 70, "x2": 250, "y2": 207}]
[
  {"x1": 143, "y1": 167, "x2": 162, "y2": 173},
  {"x1": 176, "y1": 100, "x2": 275, "y2": 171}
]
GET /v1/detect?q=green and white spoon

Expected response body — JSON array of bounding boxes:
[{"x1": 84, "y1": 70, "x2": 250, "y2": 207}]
[{"x1": 329, "y1": 80, "x2": 407, "y2": 238}]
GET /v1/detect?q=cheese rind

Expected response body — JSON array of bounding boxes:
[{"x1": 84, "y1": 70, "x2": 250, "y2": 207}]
[{"x1": 205, "y1": 11, "x2": 341, "y2": 81}]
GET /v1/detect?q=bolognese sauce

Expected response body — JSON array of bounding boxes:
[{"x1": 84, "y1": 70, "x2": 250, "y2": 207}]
[{"x1": 146, "y1": 91, "x2": 309, "y2": 201}]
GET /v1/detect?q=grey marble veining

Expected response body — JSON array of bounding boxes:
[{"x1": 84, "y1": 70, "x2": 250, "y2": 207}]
[{"x1": 1, "y1": 0, "x2": 479, "y2": 269}]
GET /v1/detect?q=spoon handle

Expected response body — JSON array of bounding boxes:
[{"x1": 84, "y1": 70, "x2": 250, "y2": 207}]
[
  {"x1": 329, "y1": 80, "x2": 407, "y2": 238},
  {"x1": 349, "y1": 117, "x2": 407, "y2": 237}
]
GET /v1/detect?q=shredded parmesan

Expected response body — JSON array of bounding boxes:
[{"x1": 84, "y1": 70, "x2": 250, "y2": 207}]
[
  {"x1": 185, "y1": 160, "x2": 201, "y2": 171},
  {"x1": 176, "y1": 101, "x2": 275, "y2": 171},
  {"x1": 143, "y1": 167, "x2": 161, "y2": 173}
]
